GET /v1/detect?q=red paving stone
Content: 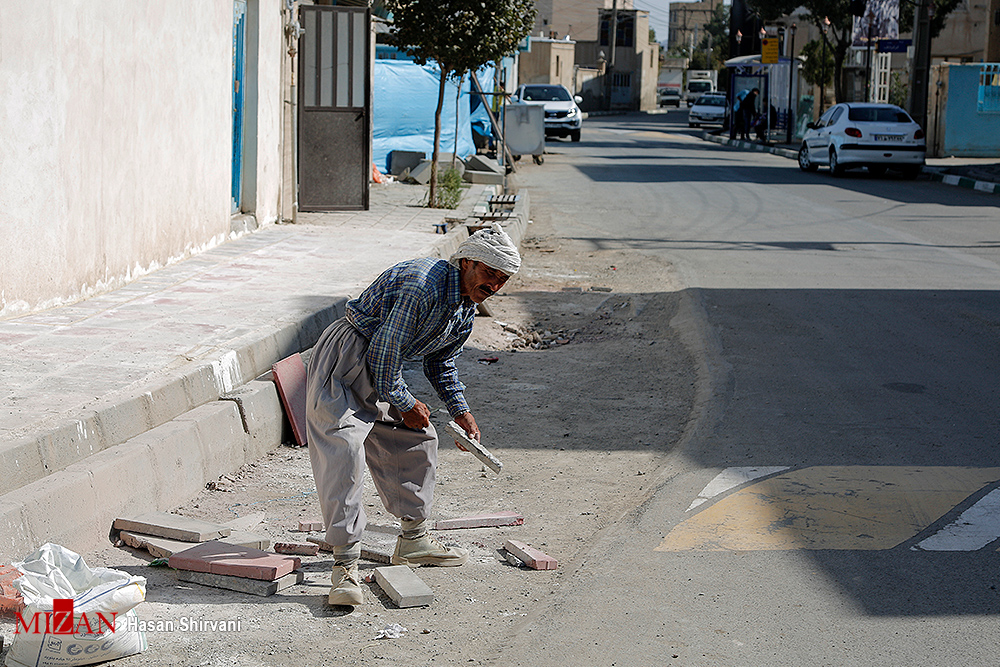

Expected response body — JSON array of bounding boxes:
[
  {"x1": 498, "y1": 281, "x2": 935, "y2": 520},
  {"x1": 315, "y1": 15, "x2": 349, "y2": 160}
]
[
  {"x1": 0, "y1": 565, "x2": 24, "y2": 615},
  {"x1": 169, "y1": 541, "x2": 301, "y2": 581},
  {"x1": 504, "y1": 540, "x2": 557, "y2": 570},
  {"x1": 272, "y1": 353, "x2": 308, "y2": 446},
  {"x1": 435, "y1": 511, "x2": 524, "y2": 530}
]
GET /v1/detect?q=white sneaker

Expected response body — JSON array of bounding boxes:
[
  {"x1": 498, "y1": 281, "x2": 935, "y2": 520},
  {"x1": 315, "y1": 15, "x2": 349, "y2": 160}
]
[
  {"x1": 391, "y1": 534, "x2": 469, "y2": 567},
  {"x1": 328, "y1": 564, "x2": 363, "y2": 606}
]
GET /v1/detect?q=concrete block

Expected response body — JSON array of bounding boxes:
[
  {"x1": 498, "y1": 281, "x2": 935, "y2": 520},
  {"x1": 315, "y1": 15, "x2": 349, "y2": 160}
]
[
  {"x1": 388, "y1": 150, "x2": 425, "y2": 176},
  {"x1": 169, "y1": 541, "x2": 301, "y2": 581},
  {"x1": 466, "y1": 154, "x2": 503, "y2": 174},
  {"x1": 408, "y1": 160, "x2": 433, "y2": 185},
  {"x1": 298, "y1": 520, "x2": 324, "y2": 532},
  {"x1": 177, "y1": 569, "x2": 303, "y2": 597},
  {"x1": 114, "y1": 512, "x2": 232, "y2": 542},
  {"x1": 36, "y1": 413, "x2": 103, "y2": 479},
  {"x1": 0, "y1": 439, "x2": 47, "y2": 498},
  {"x1": 306, "y1": 534, "x2": 395, "y2": 564},
  {"x1": 0, "y1": 500, "x2": 33, "y2": 564},
  {"x1": 374, "y1": 565, "x2": 434, "y2": 608},
  {"x1": 4, "y1": 469, "x2": 101, "y2": 558},
  {"x1": 69, "y1": 440, "x2": 160, "y2": 536},
  {"x1": 223, "y1": 511, "x2": 266, "y2": 532},
  {"x1": 504, "y1": 540, "x2": 557, "y2": 570},
  {"x1": 271, "y1": 354, "x2": 308, "y2": 446},
  {"x1": 274, "y1": 542, "x2": 320, "y2": 556},
  {"x1": 435, "y1": 511, "x2": 524, "y2": 530},
  {"x1": 220, "y1": 381, "x2": 283, "y2": 461},
  {"x1": 175, "y1": 401, "x2": 247, "y2": 484},
  {"x1": 224, "y1": 531, "x2": 270, "y2": 550},
  {"x1": 134, "y1": 418, "x2": 210, "y2": 510},
  {"x1": 464, "y1": 169, "x2": 504, "y2": 185}
]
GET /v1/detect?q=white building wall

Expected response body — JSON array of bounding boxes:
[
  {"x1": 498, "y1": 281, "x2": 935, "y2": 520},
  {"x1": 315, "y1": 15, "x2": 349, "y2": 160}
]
[{"x1": 0, "y1": 0, "x2": 286, "y2": 318}]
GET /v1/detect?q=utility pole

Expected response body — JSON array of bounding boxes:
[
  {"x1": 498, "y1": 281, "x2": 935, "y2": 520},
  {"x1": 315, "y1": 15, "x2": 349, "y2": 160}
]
[
  {"x1": 908, "y1": 0, "x2": 932, "y2": 130},
  {"x1": 607, "y1": 0, "x2": 618, "y2": 111}
]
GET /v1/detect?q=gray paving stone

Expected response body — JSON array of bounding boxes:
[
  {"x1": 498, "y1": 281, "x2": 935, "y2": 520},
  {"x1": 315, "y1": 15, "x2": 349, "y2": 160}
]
[{"x1": 374, "y1": 565, "x2": 434, "y2": 608}]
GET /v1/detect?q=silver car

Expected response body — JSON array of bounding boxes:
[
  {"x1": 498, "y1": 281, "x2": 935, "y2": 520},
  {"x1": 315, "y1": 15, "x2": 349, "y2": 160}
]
[
  {"x1": 798, "y1": 103, "x2": 925, "y2": 178},
  {"x1": 688, "y1": 93, "x2": 728, "y2": 128}
]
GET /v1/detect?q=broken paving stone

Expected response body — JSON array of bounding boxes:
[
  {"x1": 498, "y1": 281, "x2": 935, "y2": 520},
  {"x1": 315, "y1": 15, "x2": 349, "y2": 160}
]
[
  {"x1": 307, "y1": 533, "x2": 396, "y2": 564},
  {"x1": 297, "y1": 520, "x2": 324, "y2": 532},
  {"x1": 120, "y1": 530, "x2": 269, "y2": 559},
  {"x1": 177, "y1": 569, "x2": 304, "y2": 597},
  {"x1": 274, "y1": 542, "x2": 320, "y2": 556},
  {"x1": 113, "y1": 512, "x2": 231, "y2": 542}
]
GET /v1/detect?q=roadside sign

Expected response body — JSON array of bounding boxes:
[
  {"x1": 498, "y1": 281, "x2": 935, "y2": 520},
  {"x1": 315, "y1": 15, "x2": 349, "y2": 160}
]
[
  {"x1": 878, "y1": 38, "x2": 911, "y2": 52},
  {"x1": 761, "y1": 38, "x2": 779, "y2": 64}
]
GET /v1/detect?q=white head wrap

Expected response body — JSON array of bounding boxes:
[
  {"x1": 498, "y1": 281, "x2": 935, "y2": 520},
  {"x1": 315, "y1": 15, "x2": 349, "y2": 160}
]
[{"x1": 449, "y1": 223, "x2": 521, "y2": 276}]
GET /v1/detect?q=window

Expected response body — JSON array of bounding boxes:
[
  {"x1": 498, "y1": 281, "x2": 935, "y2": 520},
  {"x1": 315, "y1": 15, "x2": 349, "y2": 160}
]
[
  {"x1": 847, "y1": 106, "x2": 911, "y2": 122},
  {"x1": 979, "y1": 64, "x2": 1000, "y2": 114},
  {"x1": 599, "y1": 13, "x2": 635, "y2": 48}
]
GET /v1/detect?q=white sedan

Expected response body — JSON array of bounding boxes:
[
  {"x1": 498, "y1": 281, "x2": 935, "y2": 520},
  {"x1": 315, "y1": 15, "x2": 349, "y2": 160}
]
[
  {"x1": 688, "y1": 93, "x2": 728, "y2": 128},
  {"x1": 798, "y1": 103, "x2": 925, "y2": 178}
]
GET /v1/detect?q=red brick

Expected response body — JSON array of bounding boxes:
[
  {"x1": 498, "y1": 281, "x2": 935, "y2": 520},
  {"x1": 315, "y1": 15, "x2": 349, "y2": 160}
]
[
  {"x1": 435, "y1": 511, "x2": 524, "y2": 530},
  {"x1": 504, "y1": 540, "x2": 557, "y2": 570},
  {"x1": 273, "y1": 542, "x2": 320, "y2": 556},
  {"x1": 272, "y1": 353, "x2": 308, "y2": 446},
  {"x1": 169, "y1": 541, "x2": 301, "y2": 581},
  {"x1": 0, "y1": 565, "x2": 24, "y2": 616}
]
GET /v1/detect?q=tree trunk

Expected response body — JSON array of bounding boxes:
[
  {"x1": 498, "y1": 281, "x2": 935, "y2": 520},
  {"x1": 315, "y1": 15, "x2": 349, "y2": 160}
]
[
  {"x1": 430, "y1": 69, "x2": 447, "y2": 207},
  {"x1": 832, "y1": 28, "x2": 850, "y2": 103}
]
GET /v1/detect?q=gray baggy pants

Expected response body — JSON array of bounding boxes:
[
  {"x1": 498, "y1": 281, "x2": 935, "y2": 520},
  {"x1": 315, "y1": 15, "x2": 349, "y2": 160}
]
[{"x1": 306, "y1": 318, "x2": 438, "y2": 547}]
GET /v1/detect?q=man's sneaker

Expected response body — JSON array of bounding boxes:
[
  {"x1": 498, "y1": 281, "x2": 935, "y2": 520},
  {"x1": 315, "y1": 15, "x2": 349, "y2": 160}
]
[
  {"x1": 328, "y1": 564, "x2": 363, "y2": 606},
  {"x1": 391, "y1": 534, "x2": 469, "y2": 567}
]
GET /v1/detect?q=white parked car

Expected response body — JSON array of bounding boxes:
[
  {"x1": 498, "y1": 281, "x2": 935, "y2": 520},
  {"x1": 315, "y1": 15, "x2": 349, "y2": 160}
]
[
  {"x1": 798, "y1": 103, "x2": 925, "y2": 178},
  {"x1": 512, "y1": 84, "x2": 583, "y2": 142},
  {"x1": 688, "y1": 93, "x2": 728, "y2": 128}
]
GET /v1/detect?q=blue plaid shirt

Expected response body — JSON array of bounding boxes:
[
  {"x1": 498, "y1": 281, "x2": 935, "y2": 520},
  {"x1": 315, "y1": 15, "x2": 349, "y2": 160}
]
[{"x1": 345, "y1": 257, "x2": 477, "y2": 417}]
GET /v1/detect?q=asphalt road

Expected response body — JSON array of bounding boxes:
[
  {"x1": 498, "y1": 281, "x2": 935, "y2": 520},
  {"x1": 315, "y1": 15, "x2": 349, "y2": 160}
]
[{"x1": 503, "y1": 110, "x2": 1000, "y2": 666}]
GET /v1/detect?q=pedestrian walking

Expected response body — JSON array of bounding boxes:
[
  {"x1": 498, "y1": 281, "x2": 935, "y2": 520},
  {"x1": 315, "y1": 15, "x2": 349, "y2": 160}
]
[
  {"x1": 306, "y1": 224, "x2": 521, "y2": 606},
  {"x1": 741, "y1": 88, "x2": 759, "y2": 140}
]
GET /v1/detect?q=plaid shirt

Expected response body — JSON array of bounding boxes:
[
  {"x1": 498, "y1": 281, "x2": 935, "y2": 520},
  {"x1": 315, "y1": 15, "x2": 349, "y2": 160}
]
[{"x1": 345, "y1": 257, "x2": 476, "y2": 417}]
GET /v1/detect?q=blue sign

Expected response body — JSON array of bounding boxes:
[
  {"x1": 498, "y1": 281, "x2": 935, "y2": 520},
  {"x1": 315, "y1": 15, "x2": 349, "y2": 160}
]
[{"x1": 878, "y1": 39, "x2": 912, "y2": 52}]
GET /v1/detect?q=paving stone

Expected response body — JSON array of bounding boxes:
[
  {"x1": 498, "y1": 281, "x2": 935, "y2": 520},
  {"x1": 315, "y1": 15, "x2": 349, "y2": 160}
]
[
  {"x1": 387, "y1": 150, "x2": 425, "y2": 175},
  {"x1": 272, "y1": 353, "x2": 308, "y2": 446},
  {"x1": 177, "y1": 569, "x2": 303, "y2": 596},
  {"x1": 0, "y1": 565, "x2": 24, "y2": 615},
  {"x1": 435, "y1": 511, "x2": 524, "y2": 530},
  {"x1": 121, "y1": 530, "x2": 270, "y2": 558},
  {"x1": 274, "y1": 542, "x2": 320, "y2": 556},
  {"x1": 114, "y1": 512, "x2": 231, "y2": 542},
  {"x1": 306, "y1": 533, "x2": 396, "y2": 564},
  {"x1": 168, "y1": 541, "x2": 301, "y2": 581},
  {"x1": 297, "y1": 520, "x2": 324, "y2": 531},
  {"x1": 374, "y1": 565, "x2": 434, "y2": 608},
  {"x1": 464, "y1": 169, "x2": 504, "y2": 185},
  {"x1": 444, "y1": 421, "x2": 503, "y2": 473},
  {"x1": 503, "y1": 540, "x2": 557, "y2": 570}
]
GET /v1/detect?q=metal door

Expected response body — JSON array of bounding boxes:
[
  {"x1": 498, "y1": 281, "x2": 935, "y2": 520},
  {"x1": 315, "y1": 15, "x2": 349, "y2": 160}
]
[
  {"x1": 232, "y1": 0, "x2": 247, "y2": 213},
  {"x1": 298, "y1": 5, "x2": 371, "y2": 211}
]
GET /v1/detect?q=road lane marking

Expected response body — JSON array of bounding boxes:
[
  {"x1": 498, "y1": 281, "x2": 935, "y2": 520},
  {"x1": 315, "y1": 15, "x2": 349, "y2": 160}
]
[
  {"x1": 687, "y1": 467, "x2": 790, "y2": 511},
  {"x1": 914, "y1": 488, "x2": 1000, "y2": 551},
  {"x1": 657, "y1": 466, "x2": 1000, "y2": 552}
]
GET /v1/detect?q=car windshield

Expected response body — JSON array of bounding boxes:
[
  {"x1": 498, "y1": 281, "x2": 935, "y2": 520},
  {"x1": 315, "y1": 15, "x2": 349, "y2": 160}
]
[
  {"x1": 521, "y1": 86, "x2": 571, "y2": 102},
  {"x1": 696, "y1": 96, "x2": 726, "y2": 107},
  {"x1": 689, "y1": 81, "x2": 712, "y2": 92},
  {"x1": 847, "y1": 106, "x2": 912, "y2": 123}
]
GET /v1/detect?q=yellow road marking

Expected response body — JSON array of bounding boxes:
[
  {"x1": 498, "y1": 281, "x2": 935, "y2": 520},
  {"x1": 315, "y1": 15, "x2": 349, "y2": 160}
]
[{"x1": 656, "y1": 466, "x2": 1000, "y2": 552}]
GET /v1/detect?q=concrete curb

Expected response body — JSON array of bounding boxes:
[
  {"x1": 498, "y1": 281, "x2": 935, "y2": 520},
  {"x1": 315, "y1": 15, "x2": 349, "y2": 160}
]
[
  {"x1": 701, "y1": 131, "x2": 1000, "y2": 195},
  {"x1": 0, "y1": 184, "x2": 530, "y2": 563}
]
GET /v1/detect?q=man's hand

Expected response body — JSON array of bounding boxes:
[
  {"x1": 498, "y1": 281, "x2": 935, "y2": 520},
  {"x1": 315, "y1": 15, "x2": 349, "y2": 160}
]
[
  {"x1": 453, "y1": 411, "x2": 480, "y2": 451},
  {"x1": 401, "y1": 400, "x2": 431, "y2": 430}
]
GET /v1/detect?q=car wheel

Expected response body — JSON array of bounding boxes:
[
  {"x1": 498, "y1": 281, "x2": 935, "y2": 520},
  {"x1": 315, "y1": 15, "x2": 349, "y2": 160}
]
[
  {"x1": 867, "y1": 165, "x2": 887, "y2": 176},
  {"x1": 570, "y1": 130, "x2": 581, "y2": 142},
  {"x1": 829, "y1": 148, "x2": 844, "y2": 177},
  {"x1": 798, "y1": 144, "x2": 818, "y2": 172},
  {"x1": 900, "y1": 165, "x2": 921, "y2": 180}
]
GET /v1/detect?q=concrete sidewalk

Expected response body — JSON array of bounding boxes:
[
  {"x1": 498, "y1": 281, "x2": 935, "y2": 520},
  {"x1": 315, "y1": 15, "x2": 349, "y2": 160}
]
[
  {"x1": 0, "y1": 182, "x2": 528, "y2": 562},
  {"x1": 701, "y1": 131, "x2": 1000, "y2": 194}
]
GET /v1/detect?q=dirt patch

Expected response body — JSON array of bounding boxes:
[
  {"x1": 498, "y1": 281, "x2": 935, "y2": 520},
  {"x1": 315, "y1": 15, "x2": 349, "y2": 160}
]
[{"x1": 0, "y1": 213, "x2": 697, "y2": 667}]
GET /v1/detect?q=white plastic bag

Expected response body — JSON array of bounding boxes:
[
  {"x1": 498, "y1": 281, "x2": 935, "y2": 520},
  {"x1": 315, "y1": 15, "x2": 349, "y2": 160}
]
[{"x1": 5, "y1": 544, "x2": 147, "y2": 667}]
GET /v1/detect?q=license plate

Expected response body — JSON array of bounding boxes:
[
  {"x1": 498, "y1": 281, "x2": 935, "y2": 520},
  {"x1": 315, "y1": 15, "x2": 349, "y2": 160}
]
[{"x1": 873, "y1": 134, "x2": 904, "y2": 142}]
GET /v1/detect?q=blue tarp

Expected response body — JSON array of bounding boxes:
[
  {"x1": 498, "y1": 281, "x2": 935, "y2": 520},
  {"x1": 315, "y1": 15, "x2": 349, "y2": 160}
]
[{"x1": 372, "y1": 61, "x2": 495, "y2": 173}]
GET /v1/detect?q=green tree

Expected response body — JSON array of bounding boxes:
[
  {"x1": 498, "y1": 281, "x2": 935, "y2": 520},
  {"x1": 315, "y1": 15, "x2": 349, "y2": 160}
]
[
  {"x1": 899, "y1": 0, "x2": 961, "y2": 38},
  {"x1": 385, "y1": 0, "x2": 536, "y2": 207},
  {"x1": 799, "y1": 38, "x2": 834, "y2": 89}
]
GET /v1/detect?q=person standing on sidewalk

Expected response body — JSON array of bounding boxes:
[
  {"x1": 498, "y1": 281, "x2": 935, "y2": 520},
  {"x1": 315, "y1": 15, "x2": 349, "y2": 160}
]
[{"x1": 306, "y1": 223, "x2": 521, "y2": 606}]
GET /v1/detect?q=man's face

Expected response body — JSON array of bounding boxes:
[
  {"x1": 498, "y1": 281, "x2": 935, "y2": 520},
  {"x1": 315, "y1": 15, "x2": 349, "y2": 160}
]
[{"x1": 460, "y1": 259, "x2": 510, "y2": 303}]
